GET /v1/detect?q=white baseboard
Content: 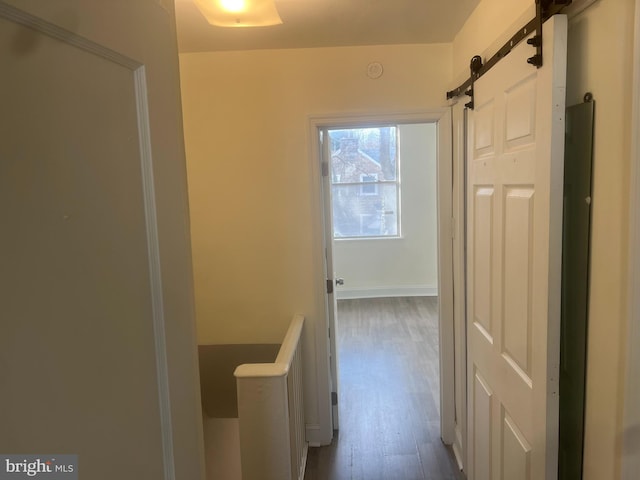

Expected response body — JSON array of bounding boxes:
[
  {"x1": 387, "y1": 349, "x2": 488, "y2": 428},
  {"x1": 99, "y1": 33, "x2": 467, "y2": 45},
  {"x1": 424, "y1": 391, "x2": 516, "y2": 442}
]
[
  {"x1": 298, "y1": 443, "x2": 309, "y2": 480},
  {"x1": 452, "y1": 441, "x2": 464, "y2": 472},
  {"x1": 305, "y1": 424, "x2": 323, "y2": 447},
  {"x1": 336, "y1": 285, "x2": 438, "y2": 300}
]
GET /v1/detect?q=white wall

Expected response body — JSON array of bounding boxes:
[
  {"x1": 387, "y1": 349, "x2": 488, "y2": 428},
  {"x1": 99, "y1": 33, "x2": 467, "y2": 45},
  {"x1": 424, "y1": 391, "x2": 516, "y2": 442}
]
[
  {"x1": 453, "y1": 0, "x2": 635, "y2": 477},
  {"x1": 333, "y1": 123, "x2": 439, "y2": 299},
  {"x1": 179, "y1": 44, "x2": 452, "y2": 438}
]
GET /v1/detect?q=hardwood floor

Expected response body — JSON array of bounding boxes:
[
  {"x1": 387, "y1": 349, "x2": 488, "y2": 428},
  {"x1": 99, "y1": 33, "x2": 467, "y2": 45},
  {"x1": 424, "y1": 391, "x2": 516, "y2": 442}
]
[{"x1": 304, "y1": 297, "x2": 465, "y2": 480}]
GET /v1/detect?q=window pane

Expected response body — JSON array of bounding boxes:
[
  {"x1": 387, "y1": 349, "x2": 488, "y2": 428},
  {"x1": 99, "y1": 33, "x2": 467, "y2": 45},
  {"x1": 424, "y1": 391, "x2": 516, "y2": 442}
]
[
  {"x1": 332, "y1": 184, "x2": 398, "y2": 238},
  {"x1": 360, "y1": 174, "x2": 378, "y2": 195},
  {"x1": 329, "y1": 127, "x2": 397, "y2": 183}
]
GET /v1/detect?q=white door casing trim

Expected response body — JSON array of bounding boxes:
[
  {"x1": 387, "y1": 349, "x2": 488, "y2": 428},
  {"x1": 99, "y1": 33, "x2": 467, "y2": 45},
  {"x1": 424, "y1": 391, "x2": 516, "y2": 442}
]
[
  {"x1": 623, "y1": 0, "x2": 640, "y2": 477},
  {"x1": 450, "y1": 100, "x2": 468, "y2": 470},
  {"x1": 307, "y1": 109, "x2": 456, "y2": 446},
  {"x1": 0, "y1": 4, "x2": 176, "y2": 478},
  {"x1": 135, "y1": 68, "x2": 177, "y2": 480},
  {"x1": 436, "y1": 108, "x2": 456, "y2": 446}
]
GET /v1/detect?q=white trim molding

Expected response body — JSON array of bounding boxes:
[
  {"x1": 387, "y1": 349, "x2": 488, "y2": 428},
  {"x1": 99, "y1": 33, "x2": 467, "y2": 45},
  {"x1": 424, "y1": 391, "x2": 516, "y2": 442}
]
[
  {"x1": 305, "y1": 424, "x2": 322, "y2": 447},
  {"x1": 436, "y1": 108, "x2": 456, "y2": 446},
  {"x1": 450, "y1": 100, "x2": 468, "y2": 473},
  {"x1": 308, "y1": 108, "x2": 455, "y2": 448},
  {"x1": 336, "y1": 285, "x2": 438, "y2": 300},
  {"x1": 135, "y1": 67, "x2": 177, "y2": 480},
  {"x1": 623, "y1": 1, "x2": 640, "y2": 477}
]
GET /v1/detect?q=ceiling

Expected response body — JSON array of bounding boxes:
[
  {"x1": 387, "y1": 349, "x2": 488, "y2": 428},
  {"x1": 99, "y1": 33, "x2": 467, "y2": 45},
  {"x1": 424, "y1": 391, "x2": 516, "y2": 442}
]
[{"x1": 174, "y1": 0, "x2": 481, "y2": 53}]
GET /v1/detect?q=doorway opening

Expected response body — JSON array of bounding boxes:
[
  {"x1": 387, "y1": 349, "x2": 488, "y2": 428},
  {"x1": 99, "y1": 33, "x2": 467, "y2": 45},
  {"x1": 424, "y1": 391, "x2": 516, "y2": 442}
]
[{"x1": 307, "y1": 113, "x2": 460, "y2": 478}]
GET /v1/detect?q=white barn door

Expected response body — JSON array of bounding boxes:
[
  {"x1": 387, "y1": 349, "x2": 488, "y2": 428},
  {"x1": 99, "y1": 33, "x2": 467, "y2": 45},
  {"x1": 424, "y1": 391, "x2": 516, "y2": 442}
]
[{"x1": 466, "y1": 15, "x2": 567, "y2": 480}]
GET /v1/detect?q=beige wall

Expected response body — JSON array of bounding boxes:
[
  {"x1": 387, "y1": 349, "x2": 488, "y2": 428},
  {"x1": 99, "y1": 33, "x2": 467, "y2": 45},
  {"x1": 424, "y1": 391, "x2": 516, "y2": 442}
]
[
  {"x1": 453, "y1": 0, "x2": 634, "y2": 478},
  {"x1": 452, "y1": 0, "x2": 532, "y2": 81},
  {"x1": 567, "y1": 0, "x2": 634, "y2": 478},
  {"x1": 2, "y1": 1, "x2": 205, "y2": 478},
  {"x1": 179, "y1": 43, "x2": 452, "y2": 427}
]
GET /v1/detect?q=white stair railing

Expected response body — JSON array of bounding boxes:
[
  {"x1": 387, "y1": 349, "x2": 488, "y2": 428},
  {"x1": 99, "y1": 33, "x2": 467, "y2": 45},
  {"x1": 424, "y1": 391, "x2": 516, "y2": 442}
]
[{"x1": 234, "y1": 314, "x2": 307, "y2": 480}]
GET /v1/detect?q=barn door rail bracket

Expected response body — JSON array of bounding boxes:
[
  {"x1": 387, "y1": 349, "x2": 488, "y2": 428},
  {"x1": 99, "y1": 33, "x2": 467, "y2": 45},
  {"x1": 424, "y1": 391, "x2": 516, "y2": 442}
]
[{"x1": 446, "y1": 0, "x2": 572, "y2": 108}]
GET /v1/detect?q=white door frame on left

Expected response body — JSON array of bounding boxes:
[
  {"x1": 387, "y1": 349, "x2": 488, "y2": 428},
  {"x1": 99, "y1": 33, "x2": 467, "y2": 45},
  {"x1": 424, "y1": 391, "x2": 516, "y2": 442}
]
[{"x1": 307, "y1": 108, "x2": 455, "y2": 447}]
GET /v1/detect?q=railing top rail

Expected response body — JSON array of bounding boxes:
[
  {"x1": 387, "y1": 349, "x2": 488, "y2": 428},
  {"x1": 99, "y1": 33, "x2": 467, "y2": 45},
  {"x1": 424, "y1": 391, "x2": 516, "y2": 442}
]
[{"x1": 234, "y1": 314, "x2": 304, "y2": 379}]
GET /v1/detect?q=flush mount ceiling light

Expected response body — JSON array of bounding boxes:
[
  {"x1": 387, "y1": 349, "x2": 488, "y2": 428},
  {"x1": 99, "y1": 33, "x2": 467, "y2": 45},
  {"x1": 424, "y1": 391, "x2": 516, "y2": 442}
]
[{"x1": 193, "y1": 0, "x2": 283, "y2": 27}]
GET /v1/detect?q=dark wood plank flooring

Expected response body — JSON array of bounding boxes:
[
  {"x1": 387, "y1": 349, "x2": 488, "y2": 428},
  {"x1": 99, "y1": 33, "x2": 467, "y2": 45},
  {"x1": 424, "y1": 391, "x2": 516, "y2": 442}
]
[{"x1": 304, "y1": 297, "x2": 465, "y2": 480}]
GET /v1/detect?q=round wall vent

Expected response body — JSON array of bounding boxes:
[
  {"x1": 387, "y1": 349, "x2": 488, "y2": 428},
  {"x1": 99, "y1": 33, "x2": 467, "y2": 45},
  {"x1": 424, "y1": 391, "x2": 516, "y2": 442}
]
[{"x1": 367, "y1": 62, "x2": 383, "y2": 79}]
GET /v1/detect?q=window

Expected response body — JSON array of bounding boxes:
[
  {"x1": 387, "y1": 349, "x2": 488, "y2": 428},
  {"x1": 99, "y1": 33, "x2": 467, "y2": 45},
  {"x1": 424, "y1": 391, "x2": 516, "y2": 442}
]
[
  {"x1": 329, "y1": 126, "x2": 400, "y2": 238},
  {"x1": 360, "y1": 174, "x2": 378, "y2": 196}
]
